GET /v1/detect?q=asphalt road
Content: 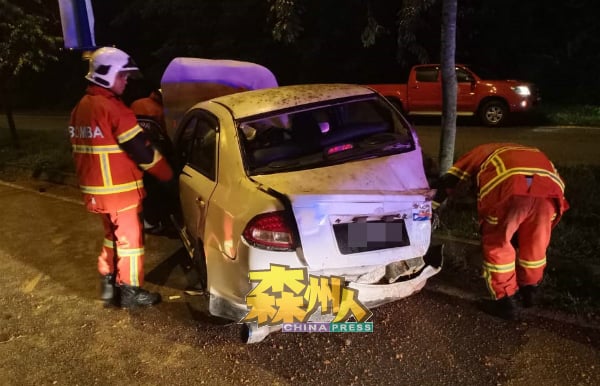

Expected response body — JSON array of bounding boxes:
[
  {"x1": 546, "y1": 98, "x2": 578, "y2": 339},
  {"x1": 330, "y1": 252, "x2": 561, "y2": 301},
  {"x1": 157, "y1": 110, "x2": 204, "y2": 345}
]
[{"x1": 1, "y1": 178, "x2": 599, "y2": 385}]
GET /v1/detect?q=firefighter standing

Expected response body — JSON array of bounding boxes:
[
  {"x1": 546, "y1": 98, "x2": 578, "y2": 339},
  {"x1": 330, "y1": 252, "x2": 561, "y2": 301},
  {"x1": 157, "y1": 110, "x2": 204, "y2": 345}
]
[
  {"x1": 432, "y1": 143, "x2": 569, "y2": 320},
  {"x1": 130, "y1": 88, "x2": 167, "y2": 136},
  {"x1": 130, "y1": 88, "x2": 175, "y2": 234},
  {"x1": 69, "y1": 47, "x2": 173, "y2": 308}
]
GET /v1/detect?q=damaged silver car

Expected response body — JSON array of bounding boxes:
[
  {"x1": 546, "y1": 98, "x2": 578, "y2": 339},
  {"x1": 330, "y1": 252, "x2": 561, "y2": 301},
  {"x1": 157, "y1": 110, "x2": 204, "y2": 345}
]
[{"x1": 159, "y1": 58, "x2": 443, "y2": 343}]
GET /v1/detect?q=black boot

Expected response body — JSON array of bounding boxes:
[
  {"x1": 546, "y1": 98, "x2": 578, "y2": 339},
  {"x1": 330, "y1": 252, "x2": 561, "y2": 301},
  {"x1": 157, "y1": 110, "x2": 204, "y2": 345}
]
[
  {"x1": 119, "y1": 284, "x2": 162, "y2": 308},
  {"x1": 520, "y1": 285, "x2": 538, "y2": 308},
  {"x1": 481, "y1": 295, "x2": 519, "y2": 320},
  {"x1": 100, "y1": 274, "x2": 115, "y2": 301}
]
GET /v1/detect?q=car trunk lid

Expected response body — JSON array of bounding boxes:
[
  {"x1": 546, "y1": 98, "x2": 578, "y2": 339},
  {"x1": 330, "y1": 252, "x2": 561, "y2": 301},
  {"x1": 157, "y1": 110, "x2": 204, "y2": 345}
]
[{"x1": 252, "y1": 152, "x2": 434, "y2": 270}]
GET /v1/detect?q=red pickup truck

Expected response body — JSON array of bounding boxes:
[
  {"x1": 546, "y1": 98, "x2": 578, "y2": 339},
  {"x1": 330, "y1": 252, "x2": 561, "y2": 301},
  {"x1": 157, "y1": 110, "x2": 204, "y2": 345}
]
[{"x1": 369, "y1": 64, "x2": 540, "y2": 126}]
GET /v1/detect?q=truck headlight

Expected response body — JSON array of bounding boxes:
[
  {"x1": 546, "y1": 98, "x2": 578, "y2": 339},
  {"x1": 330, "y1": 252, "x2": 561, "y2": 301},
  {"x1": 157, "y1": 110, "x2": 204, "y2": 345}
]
[{"x1": 512, "y1": 85, "x2": 531, "y2": 96}]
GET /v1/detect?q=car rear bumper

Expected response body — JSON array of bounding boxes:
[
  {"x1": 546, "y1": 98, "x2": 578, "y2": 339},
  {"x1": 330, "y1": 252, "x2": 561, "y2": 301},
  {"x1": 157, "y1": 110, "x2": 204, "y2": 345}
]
[
  {"x1": 208, "y1": 243, "x2": 444, "y2": 324},
  {"x1": 349, "y1": 244, "x2": 443, "y2": 308}
]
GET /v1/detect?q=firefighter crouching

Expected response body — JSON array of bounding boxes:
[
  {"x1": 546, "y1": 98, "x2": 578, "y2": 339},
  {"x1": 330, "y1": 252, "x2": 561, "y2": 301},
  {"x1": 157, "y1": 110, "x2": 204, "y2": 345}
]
[
  {"x1": 68, "y1": 47, "x2": 174, "y2": 308},
  {"x1": 432, "y1": 143, "x2": 569, "y2": 320}
]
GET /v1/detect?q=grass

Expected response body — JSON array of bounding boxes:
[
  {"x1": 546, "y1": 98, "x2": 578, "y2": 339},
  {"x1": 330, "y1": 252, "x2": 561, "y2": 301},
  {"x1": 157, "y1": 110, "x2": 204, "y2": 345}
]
[
  {"x1": 0, "y1": 128, "x2": 74, "y2": 180},
  {"x1": 537, "y1": 104, "x2": 600, "y2": 126}
]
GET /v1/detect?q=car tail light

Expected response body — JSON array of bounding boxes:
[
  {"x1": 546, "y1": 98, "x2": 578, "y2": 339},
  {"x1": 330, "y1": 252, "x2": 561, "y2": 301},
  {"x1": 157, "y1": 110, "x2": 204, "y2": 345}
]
[{"x1": 243, "y1": 211, "x2": 296, "y2": 251}]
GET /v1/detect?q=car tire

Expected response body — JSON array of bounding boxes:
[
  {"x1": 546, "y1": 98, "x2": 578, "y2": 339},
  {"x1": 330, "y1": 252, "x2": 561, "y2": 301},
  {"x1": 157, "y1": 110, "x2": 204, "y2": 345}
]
[{"x1": 479, "y1": 100, "x2": 508, "y2": 127}]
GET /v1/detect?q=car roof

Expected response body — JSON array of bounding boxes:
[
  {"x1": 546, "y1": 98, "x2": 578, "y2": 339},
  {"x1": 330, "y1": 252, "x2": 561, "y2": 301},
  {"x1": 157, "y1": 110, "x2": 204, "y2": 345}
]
[{"x1": 204, "y1": 83, "x2": 376, "y2": 119}]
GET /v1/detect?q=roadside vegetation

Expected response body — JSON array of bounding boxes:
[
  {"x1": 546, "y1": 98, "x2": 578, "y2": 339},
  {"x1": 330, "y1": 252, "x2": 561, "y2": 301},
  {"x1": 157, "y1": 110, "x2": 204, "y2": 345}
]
[
  {"x1": 0, "y1": 127, "x2": 73, "y2": 182},
  {"x1": 537, "y1": 104, "x2": 600, "y2": 127},
  {"x1": 1, "y1": 107, "x2": 599, "y2": 321}
]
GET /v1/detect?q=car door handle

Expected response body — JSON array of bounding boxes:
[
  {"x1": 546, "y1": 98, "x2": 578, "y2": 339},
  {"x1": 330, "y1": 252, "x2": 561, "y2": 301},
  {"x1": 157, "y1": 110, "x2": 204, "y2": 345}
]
[{"x1": 195, "y1": 197, "x2": 206, "y2": 208}]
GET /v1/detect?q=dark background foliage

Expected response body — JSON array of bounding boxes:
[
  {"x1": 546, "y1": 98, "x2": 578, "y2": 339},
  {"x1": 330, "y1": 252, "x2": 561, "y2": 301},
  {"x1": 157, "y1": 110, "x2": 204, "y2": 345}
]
[{"x1": 12, "y1": 0, "x2": 600, "y2": 109}]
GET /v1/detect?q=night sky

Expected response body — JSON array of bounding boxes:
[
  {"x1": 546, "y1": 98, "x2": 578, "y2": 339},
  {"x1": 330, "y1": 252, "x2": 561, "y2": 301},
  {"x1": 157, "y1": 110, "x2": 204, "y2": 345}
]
[{"x1": 15, "y1": 0, "x2": 600, "y2": 109}]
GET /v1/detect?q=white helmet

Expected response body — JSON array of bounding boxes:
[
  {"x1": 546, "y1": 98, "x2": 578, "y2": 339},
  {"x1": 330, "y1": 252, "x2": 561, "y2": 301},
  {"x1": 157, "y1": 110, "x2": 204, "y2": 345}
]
[{"x1": 85, "y1": 47, "x2": 140, "y2": 88}]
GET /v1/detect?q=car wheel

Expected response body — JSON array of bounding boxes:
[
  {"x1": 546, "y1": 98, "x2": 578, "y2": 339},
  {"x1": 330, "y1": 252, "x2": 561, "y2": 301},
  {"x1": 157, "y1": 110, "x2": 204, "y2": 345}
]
[{"x1": 479, "y1": 100, "x2": 508, "y2": 127}]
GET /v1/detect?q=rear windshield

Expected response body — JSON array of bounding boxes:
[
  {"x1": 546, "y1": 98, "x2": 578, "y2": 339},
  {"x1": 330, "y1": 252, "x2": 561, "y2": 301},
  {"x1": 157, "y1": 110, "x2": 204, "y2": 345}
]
[{"x1": 238, "y1": 97, "x2": 416, "y2": 175}]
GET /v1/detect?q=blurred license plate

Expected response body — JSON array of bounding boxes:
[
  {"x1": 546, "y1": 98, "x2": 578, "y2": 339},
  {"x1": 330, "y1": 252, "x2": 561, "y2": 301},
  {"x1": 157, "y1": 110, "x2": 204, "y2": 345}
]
[{"x1": 333, "y1": 220, "x2": 410, "y2": 255}]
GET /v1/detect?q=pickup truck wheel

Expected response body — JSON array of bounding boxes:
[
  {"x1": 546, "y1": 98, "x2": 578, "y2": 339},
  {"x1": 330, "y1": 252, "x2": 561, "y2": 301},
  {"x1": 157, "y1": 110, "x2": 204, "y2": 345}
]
[{"x1": 479, "y1": 101, "x2": 508, "y2": 127}]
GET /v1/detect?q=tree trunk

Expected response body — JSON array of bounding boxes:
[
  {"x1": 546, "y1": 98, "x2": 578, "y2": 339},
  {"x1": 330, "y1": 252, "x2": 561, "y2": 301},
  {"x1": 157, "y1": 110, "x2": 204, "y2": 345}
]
[
  {"x1": 438, "y1": 0, "x2": 458, "y2": 175},
  {"x1": 6, "y1": 103, "x2": 20, "y2": 149},
  {"x1": 1, "y1": 81, "x2": 20, "y2": 148}
]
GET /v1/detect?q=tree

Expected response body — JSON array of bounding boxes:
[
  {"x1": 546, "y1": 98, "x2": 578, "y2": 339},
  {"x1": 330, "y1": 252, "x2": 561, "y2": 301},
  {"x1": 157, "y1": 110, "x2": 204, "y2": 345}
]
[
  {"x1": 438, "y1": 0, "x2": 457, "y2": 174},
  {"x1": 267, "y1": 0, "x2": 458, "y2": 173},
  {"x1": 0, "y1": 0, "x2": 62, "y2": 147},
  {"x1": 383, "y1": 0, "x2": 457, "y2": 174},
  {"x1": 268, "y1": 0, "x2": 305, "y2": 44}
]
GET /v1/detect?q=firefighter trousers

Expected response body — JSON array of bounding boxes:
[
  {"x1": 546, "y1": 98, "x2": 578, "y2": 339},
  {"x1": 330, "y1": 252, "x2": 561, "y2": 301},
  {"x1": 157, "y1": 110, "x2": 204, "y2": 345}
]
[
  {"x1": 97, "y1": 204, "x2": 145, "y2": 287},
  {"x1": 480, "y1": 195, "x2": 556, "y2": 300}
]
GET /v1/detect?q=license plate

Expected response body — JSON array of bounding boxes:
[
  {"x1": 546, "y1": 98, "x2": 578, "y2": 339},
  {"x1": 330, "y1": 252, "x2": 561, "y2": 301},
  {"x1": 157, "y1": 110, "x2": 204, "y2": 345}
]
[{"x1": 333, "y1": 220, "x2": 410, "y2": 255}]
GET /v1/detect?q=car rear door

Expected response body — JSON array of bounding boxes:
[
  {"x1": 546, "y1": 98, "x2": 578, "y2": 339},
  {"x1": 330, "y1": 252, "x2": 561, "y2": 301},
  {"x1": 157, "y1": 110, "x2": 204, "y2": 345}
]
[
  {"x1": 408, "y1": 66, "x2": 442, "y2": 113},
  {"x1": 175, "y1": 110, "x2": 219, "y2": 243},
  {"x1": 456, "y1": 67, "x2": 478, "y2": 113}
]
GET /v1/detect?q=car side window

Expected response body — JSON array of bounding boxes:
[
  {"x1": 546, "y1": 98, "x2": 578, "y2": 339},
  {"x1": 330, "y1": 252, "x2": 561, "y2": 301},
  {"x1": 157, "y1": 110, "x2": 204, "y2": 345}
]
[
  {"x1": 415, "y1": 67, "x2": 439, "y2": 82},
  {"x1": 176, "y1": 116, "x2": 198, "y2": 170},
  {"x1": 175, "y1": 111, "x2": 218, "y2": 180},
  {"x1": 189, "y1": 116, "x2": 218, "y2": 181},
  {"x1": 456, "y1": 68, "x2": 473, "y2": 83}
]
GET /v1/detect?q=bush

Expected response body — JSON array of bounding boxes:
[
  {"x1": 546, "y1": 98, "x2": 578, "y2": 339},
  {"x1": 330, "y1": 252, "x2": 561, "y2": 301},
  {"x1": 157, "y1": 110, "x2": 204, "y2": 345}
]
[
  {"x1": 0, "y1": 128, "x2": 74, "y2": 178},
  {"x1": 540, "y1": 105, "x2": 600, "y2": 126}
]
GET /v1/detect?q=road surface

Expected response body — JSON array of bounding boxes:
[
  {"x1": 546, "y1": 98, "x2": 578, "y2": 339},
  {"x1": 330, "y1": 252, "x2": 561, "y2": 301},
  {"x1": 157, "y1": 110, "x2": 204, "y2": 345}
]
[{"x1": 0, "y1": 178, "x2": 598, "y2": 385}]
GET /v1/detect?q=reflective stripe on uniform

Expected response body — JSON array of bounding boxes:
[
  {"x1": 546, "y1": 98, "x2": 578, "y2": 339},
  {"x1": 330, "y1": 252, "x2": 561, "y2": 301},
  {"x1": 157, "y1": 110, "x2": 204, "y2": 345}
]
[
  {"x1": 117, "y1": 125, "x2": 143, "y2": 144},
  {"x1": 479, "y1": 167, "x2": 565, "y2": 200},
  {"x1": 482, "y1": 269, "x2": 497, "y2": 299},
  {"x1": 117, "y1": 247, "x2": 144, "y2": 258},
  {"x1": 480, "y1": 145, "x2": 536, "y2": 172},
  {"x1": 80, "y1": 180, "x2": 143, "y2": 195},
  {"x1": 448, "y1": 166, "x2": 470, "y2": 181},
  {"x1": 121, "y1": 248, "x2": 144, "y2": 287},
  {"x1": 476, "y1": 145, "x2": 565, "y2": 200},
  {"x1": 72, "y1": 142, "x2": 143, "y2": 194},
  {"x1": 72, "y1": 144, "x2": 122, "y2": 154},
  {"x1": 100, "y1": 153, "x2": 113, "y2": 186},
  {"x1": 483, "y1": 261, "x2": 515, "y2": 273},
  {"x1": 484, "y1": 215, "x2": 498, "y2": 225},
  {"x1": 130, "y1": 257, "x2": 139, "y2": 287},
  {"x1": 118, "y1": 204, "x2": 140, "y2": 213},
  {"x1": 103, "y1": 238, "x2": 114, "y2": 249},
  {"x1": 518, "y1": 256, "x2": 547, "y2": 269},
  {"x1": 139, "y1": 149, "x2": 163, "y2": 171}
]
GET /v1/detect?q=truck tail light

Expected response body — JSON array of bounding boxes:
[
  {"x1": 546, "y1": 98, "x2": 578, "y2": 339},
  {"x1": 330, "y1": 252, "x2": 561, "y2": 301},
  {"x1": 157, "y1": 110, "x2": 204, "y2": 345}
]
[{"x1": 243, "y1": 211, "x2": 296, "y2": 251}]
